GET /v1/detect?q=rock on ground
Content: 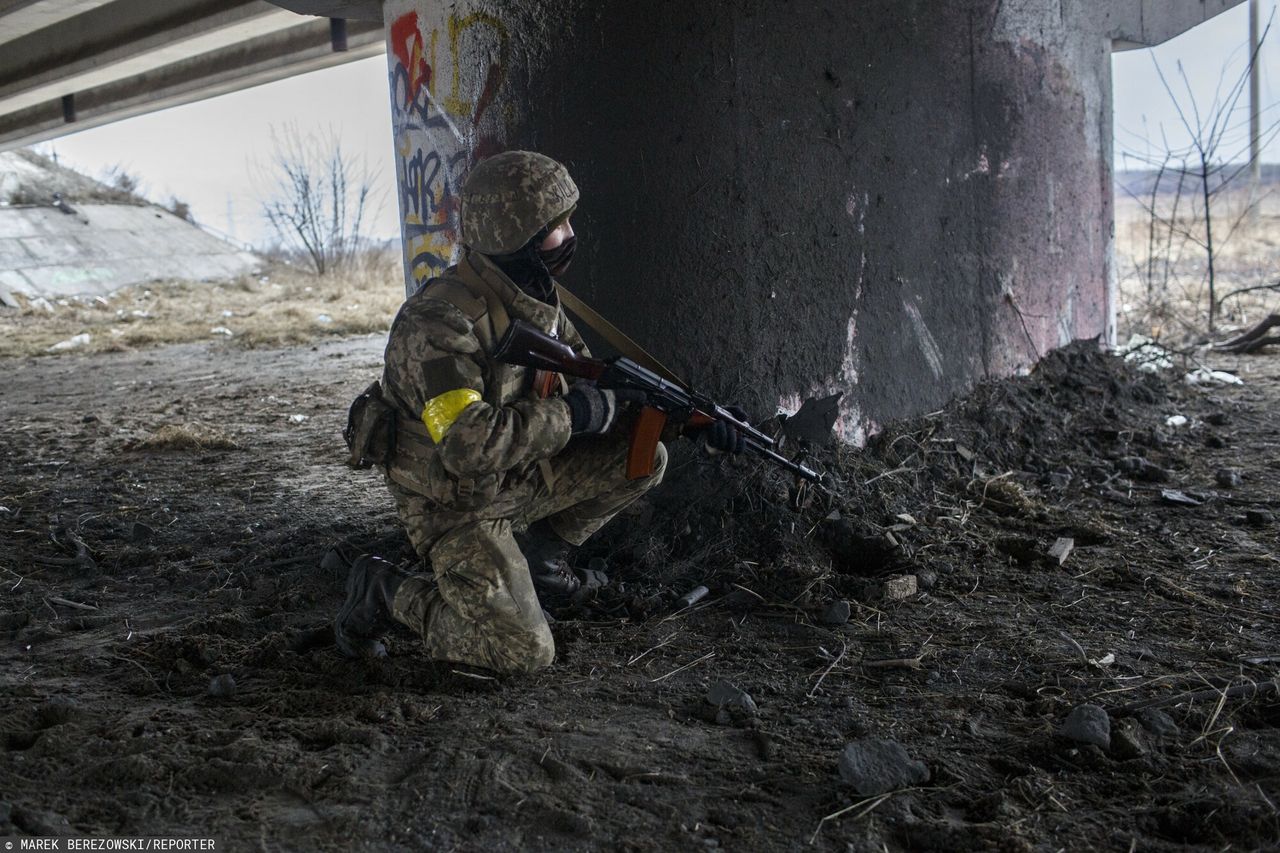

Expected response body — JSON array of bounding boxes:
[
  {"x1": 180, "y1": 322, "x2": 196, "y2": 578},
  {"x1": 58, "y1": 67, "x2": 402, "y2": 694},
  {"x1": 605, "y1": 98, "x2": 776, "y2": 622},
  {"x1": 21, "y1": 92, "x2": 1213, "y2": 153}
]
[
  {"x1": 837, "y1": 738, "x2": 929, "y2": 796},
  {"x1": 1059, "y1": 704, "x2": 1111, "y2": 750}
]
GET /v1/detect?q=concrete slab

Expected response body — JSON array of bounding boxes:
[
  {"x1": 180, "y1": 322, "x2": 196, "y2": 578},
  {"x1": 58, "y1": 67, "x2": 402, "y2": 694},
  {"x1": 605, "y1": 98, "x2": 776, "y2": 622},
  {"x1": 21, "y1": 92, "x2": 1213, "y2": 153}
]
[{"x1": 0, "y1": 202, "x2": 262, "y2": 301}]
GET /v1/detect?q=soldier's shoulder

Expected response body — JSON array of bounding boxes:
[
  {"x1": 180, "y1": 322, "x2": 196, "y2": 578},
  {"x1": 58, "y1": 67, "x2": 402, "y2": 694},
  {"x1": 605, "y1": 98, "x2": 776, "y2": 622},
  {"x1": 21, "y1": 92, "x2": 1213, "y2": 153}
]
[{"x1": 389, "y1": 280, "x2": 483, "y2": 356}]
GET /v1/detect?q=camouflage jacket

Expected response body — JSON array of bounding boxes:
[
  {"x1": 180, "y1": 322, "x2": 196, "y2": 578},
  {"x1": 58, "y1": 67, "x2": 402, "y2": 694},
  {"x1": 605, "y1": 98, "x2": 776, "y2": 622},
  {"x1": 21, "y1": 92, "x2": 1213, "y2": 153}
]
[{"x1": 380, "y1": 251, "x2": 588, "y2": 509}]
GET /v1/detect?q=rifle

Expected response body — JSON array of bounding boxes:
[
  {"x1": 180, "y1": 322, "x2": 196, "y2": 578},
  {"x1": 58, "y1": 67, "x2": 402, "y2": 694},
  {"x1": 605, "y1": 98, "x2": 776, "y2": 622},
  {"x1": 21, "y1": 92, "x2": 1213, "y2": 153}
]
[{"x1": 494, "y1": 319, "x2": 822, "y2": 483}]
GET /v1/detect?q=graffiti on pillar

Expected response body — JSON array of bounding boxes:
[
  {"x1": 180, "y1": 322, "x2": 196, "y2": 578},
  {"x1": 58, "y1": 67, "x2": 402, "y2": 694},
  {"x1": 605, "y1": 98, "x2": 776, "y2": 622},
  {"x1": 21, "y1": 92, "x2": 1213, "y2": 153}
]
[{"x1": 388, "y1": 9, "x2": 511, "y2": 290}]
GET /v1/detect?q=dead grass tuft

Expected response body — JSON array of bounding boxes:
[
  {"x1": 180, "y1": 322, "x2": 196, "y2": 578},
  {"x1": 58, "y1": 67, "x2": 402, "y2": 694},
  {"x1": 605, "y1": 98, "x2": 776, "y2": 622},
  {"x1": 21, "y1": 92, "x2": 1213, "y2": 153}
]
[
  {"x1": 133, "y1": 423, "x2": 240, "y2": 452},
  {"x1": 0, "y1": 247, "x2": 404, "y2": 359}
]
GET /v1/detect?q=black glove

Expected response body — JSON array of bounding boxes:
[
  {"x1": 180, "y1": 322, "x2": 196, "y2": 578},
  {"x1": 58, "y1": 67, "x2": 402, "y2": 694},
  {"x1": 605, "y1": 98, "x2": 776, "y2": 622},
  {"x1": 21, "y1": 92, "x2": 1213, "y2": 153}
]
[
  {"x1": 563, "y1": 383, "x2": 644, "y2": 435},
  {"x1": 694, "y1": 405, "x2": 749, "y2": 454}
]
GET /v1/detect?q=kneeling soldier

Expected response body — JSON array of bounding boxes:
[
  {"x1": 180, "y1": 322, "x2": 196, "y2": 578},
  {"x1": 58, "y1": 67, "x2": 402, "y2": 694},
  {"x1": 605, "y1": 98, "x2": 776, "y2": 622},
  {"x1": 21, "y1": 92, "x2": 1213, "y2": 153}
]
[{"x1": 337, "y1": 151, "x2": 686, "y2": 674}]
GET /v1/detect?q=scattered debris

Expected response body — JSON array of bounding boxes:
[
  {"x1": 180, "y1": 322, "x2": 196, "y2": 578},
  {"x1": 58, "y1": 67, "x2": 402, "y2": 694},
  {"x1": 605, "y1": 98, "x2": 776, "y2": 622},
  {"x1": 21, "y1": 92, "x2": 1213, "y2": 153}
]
[
  {"x1": 1058, "y1": 704, "x2": 1111, "y2": 750},
  {"x1": 881, "y1": 575, "x2": 918, "y2": 600},
  {"x1": 47, "y1": 333, "x2": 90, "y2": 352},
  {"x1": 1117, "y1": 334, "x2": 1173, "y2": 372},
  {"x1": 1185, "y1": 367, "x2": 1243, "y2": 386},
  {"x1": 315, "y1": 314, "x2": 333, "y2": 325},
  {"x1": 1164, "y1": 414, "x2": 1188, "y2": 428},
  {"x1": 675, "y1": 585, "x2": 709, "y2": 610},
  {"x1": 1046, "y1": 537, "x2": 1074, "y2": 566},
  {"x1": 837, "y1": 738, "x2": 929, "y2": 796},
  {"x1": 288, "y1": 414, "x2": 309, "y2": 424},
  {"x1": 1160, "y1": 489, "x2": 1202, "y2": 507},
  {"x1": 210, "y1": 326, "x2": 234, "y2": 337}
]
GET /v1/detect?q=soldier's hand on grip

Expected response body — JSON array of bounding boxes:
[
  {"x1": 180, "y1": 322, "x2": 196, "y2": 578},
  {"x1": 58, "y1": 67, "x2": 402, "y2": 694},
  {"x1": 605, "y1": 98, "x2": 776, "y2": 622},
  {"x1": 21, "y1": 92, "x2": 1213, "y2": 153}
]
[
  {"x1": 693, "y1": 405, "x2": 749, "y2": 455},
  {"x1": 563, "y1": 382, "x2": 643, "y2": 435}
]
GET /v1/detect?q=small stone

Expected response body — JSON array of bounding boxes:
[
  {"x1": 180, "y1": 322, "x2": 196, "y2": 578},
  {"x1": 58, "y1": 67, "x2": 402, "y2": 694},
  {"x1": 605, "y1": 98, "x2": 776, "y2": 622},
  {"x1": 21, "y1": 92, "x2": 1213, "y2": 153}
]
[
  {"x1": 1204, "y1": 433, "x2": 1227, "y2": 449},
  {"x1": 837, "y1": 738, "x2": 930, "y2": 795},
  {"x1": 207, "y1": 673, "x2": 237, "y2": 699},
  {"x1": 1205, "y1": 411, "x2": 1230, "y2": 426},
  {"x1": 820, "y1": 600, "x2": 851, "y2": 626},
  {"x1": 1245, "y1": 510, "x2": 1273, "y2": 527},
  {"x1": 1214, "y1": 468, "x2": 1242, "y2": 488},
  {"x1": 1111, "y1": 719, "x2": 1147, "y2": 759},
  {"x1": 1058, "y1": 704, "x2": 1110, "y2": 750},
  {"x1": 37, "y1": 695, "x2": 79, "y2": 728},
  {"x1": 706, "y1": 680, "x2": 758, "y2": 716},
  {"x1": 129, "y1": 521, "x2": 154, "y2": 543},
  {"x1": 915, "y1": 568, "x2": 938, "y2": 590},
  {"x1": 1048, "y1": 469, "x2": 1072, "y2": 489},
  {"x1": 883, "y1": 575, "x2": 918, "y2": 600},
  {"x1": 1138, "y1": 708, "x2": 1180, "y2": 738}
]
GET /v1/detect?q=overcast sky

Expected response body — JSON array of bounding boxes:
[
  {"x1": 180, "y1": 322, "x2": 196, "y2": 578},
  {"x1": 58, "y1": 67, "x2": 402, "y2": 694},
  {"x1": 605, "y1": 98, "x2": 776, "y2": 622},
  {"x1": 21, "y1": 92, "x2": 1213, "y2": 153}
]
[{"x1": 33, "y1": 2, "x2": 1280, "y2": 246}]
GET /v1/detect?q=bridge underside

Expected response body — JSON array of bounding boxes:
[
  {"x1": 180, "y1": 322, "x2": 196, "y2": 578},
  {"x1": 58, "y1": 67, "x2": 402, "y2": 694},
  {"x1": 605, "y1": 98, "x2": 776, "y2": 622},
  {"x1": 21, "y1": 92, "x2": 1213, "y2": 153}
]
[{"x1": 0, "y1": 0, "x2": 383, "y2": 151}]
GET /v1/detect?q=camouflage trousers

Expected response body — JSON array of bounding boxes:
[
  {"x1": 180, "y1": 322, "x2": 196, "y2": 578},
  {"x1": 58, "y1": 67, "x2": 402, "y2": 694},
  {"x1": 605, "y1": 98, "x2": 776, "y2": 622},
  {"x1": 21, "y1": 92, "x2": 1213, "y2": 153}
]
[{"x1": 387, "y1": 434, "x2": 666, "y2": 675}]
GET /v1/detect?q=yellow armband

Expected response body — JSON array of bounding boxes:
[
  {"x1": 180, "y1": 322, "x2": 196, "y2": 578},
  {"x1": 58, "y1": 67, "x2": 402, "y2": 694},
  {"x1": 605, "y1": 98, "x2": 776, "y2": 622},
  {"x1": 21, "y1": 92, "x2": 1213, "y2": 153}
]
[{"x1": 422, "y1": 388, "x2": 481, "y2": 443}]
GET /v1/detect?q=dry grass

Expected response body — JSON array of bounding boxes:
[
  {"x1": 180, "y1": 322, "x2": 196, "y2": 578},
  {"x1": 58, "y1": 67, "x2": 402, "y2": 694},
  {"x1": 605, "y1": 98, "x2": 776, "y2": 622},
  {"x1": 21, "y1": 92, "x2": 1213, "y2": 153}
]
[
  {"x1": 1114, "y1": 184, "x2": 1280, "y2": 345},
  {"x1": 132, "y1": 423, "x2": 240, "y2": 452},
  {"x1": 0, "y1": 248, "x2": 404, "y2": 359}
]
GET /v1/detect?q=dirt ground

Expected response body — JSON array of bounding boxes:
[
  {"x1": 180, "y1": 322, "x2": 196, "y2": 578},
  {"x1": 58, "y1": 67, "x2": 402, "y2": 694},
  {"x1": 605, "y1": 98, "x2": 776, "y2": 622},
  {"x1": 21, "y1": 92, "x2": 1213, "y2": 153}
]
[{"x1": 1, "y1": 331, "x2": 1278, "y2": 851}]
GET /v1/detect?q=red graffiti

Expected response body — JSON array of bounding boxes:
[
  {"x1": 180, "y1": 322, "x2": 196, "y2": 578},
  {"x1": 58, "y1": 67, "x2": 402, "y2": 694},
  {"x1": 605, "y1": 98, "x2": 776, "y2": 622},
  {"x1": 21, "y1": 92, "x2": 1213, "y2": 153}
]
[
  {"x1": 390, "y1": 12, "x2": 431, "y2": 106},
  {"x1": 471, "y1": 62, "x2": 503, "y2": 126}
]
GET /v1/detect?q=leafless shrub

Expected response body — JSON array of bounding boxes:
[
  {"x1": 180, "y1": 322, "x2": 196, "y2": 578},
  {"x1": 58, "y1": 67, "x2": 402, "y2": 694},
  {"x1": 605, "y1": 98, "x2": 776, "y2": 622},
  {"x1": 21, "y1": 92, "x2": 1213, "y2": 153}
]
[
  {"x1": 168, "y1": 197, "x2": 193, "y2": 222},
  {"x1": 258, "y1": 126, "x2": 382, "y2": 277},
  {"x1": 1116, "y1": 14, "x2": 1280, "y2": 338}
]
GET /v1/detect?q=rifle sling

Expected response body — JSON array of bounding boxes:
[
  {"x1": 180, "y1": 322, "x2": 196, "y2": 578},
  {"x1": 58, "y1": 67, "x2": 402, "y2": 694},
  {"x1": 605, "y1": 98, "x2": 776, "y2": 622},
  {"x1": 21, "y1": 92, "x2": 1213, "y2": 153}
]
[{"x1": 554, "y1": 284, "x2": 686, "y2": 388}]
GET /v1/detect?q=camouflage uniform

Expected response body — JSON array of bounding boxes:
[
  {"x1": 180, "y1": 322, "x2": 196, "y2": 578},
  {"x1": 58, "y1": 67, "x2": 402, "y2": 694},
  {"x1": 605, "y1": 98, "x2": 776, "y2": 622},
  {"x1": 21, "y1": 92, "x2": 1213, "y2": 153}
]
[{"x1": 377, "y1": 153, "x2": 665, "y2": 675}]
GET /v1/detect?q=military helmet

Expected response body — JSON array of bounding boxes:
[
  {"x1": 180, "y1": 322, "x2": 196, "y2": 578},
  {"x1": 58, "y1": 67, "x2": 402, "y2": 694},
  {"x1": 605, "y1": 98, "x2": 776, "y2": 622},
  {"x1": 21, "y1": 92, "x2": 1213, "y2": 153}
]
[{"x1": 460, "y1": 150, "x2": 579, "y2": 255}]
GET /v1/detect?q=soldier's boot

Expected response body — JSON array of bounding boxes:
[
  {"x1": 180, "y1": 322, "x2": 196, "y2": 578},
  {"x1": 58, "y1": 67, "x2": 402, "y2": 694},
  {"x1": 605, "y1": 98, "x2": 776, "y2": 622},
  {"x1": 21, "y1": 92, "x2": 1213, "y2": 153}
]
[
  {"x1": 334, "y1": 555, "x2": 412, "y2": 659},
  {"x1": 520, "y1": 519, "x2": 582, "y2": 598}
]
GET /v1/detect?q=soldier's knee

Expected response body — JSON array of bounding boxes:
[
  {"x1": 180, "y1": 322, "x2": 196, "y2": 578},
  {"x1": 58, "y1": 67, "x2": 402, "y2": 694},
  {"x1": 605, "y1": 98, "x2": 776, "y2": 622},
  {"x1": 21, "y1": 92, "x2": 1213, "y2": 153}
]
[
  {"x1": 526, "y1": 626, "x2": 556, "y2": 671},
  {"x1": 496, "y1": 622, "x2": 555, "y2": 674}
]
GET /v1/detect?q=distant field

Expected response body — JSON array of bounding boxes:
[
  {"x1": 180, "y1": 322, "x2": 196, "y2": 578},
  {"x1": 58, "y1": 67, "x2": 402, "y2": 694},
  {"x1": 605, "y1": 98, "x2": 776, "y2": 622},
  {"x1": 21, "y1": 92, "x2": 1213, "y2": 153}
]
[
  {"x1": 0, "y1": 249, "x2": 404, "y2": 359},
  {"x1": 1113, "y1": 172, "x2": 1280, "y2": 344}
]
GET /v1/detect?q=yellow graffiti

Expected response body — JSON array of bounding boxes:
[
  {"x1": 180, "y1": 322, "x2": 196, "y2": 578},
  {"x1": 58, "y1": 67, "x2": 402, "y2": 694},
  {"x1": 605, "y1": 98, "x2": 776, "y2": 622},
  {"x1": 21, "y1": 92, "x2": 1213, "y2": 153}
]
[{"x1": 443, "y1": 12, "x2": 509, "y2": 119}]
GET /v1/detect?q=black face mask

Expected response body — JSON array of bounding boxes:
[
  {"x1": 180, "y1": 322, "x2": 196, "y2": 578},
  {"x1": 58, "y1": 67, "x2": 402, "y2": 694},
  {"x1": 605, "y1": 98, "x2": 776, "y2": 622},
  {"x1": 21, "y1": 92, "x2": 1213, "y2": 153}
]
[{"x1": 539, "y1": 235, "x2": 576, "y2": 277}]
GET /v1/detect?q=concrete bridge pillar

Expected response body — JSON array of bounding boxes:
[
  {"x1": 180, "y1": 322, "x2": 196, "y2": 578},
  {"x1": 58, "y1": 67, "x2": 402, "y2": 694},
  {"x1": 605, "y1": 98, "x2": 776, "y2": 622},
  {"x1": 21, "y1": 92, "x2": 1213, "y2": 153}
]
[{"x1": 364, "y1": 0, "x2": 1239, "y2": 441}]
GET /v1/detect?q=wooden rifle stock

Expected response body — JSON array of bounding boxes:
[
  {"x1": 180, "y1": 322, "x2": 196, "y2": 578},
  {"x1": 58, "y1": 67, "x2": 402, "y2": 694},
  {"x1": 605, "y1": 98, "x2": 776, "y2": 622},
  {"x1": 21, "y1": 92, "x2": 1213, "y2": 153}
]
[{"x1": 627, "y1": 407, "x2": 667, "y2": 479}]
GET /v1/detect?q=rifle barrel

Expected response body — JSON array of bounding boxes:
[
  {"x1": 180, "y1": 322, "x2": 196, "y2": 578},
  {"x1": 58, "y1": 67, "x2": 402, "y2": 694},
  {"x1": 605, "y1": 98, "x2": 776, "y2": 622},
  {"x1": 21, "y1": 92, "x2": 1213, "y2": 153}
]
[{"x1": 745, "y1": 439, "x2": 822, "y2": 483}]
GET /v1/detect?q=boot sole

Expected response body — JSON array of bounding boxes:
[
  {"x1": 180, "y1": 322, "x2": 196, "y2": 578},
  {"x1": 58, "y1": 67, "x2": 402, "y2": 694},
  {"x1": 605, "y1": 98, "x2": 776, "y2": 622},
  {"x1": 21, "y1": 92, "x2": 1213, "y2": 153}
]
[{"x1": 334, "y1": 556, "x2": 388, "y2": 659}]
